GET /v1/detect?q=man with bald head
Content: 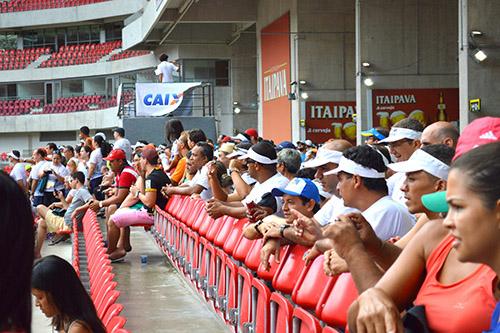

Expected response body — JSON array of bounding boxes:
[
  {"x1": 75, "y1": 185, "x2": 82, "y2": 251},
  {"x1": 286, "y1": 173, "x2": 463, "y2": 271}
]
[{"x1": 421, "y1": 121, "x2": 459, "y2": 149}]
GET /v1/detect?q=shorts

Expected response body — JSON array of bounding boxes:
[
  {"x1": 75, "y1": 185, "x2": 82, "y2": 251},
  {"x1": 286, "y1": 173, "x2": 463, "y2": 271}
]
[
  {"x1": 45, "y1": 210, "x2": 71, "y2": 233},
  {"x1": 32, "y1": 195, "x2": 43, "y2": 207},
  {"x1": 111, "y1": 208, "x2": 154, "y2": 228}
]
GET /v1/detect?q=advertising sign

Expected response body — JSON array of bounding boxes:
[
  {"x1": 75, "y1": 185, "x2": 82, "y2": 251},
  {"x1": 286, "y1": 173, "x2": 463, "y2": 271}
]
[
  {"x1": 305, "y1": 101, "x2": 357, "y2": 144},
  {"x1": 371, "y1": 88, "x2": 459, "y2": 129},
  {"x1": 135, "y1": 82, "x2": 201, "y2": 117},
  {"x1": 261, "y1": 12, "x2": 291, "y2": 142}
]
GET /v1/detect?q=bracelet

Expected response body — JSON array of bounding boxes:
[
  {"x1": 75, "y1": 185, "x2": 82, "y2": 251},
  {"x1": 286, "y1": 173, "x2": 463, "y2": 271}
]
[
  {"x1": 280, "y1": 224, "x2": 291, "y2": 239},
  {"x1": 230, "y1": 169, "x2": 240, "y2": 174},
  {"x1": 254, "y1": 220, "x2": 264, "y2": 235}
]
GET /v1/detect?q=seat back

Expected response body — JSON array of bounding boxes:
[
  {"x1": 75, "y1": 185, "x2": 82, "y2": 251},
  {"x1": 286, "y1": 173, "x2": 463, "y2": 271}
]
[
  {"x1": 292, "y1": 255, "x2": 337, "y2": 310},
  {"x1": 318, "y1": 273, "x2": 358, "y2": 328},
  {"x1": 272, "y1": 245, "x2": 308, "y2": 294}
]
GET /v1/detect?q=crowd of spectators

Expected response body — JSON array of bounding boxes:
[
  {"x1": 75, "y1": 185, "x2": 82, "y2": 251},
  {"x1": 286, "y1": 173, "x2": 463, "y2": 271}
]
[{"x1": 2, "y1": 116, "x2": 500, "y2": 333}]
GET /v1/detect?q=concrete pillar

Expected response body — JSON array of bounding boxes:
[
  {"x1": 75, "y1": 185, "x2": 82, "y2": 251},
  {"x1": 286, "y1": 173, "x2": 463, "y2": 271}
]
[
  {"x1": 100, "y1": 29, "x2": 106, "y2": 44},
  {"x1": 459, "y1": 0, "x2": 500, "y2": 128},
  {"x1": 458, "y1": 0, "x2": 470, "y2": 131}
]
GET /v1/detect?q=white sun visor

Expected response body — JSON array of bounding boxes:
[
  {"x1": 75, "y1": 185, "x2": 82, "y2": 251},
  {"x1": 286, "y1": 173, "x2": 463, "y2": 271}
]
[
  {"x1": 302, "y1": 148, "x2": 343, "y2": 168},
  {"x1": 378, "y1": 127, "x2": 421, "y2": 143},
  {"x1": 324, "y1": 156, "x2": 386, "y2": 178},
  {"x1": 387, "y1": 149, "x2": 450, "y2": 180},
  {"x1": 226, "y1": 148, "x2": 247, "y2": 159},
  {"x1": 238, "y1": 147, "x2": 277, "y2": 164}
]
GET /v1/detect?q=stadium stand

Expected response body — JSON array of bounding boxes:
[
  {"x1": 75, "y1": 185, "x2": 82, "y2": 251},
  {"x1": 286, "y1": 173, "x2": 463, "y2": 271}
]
[
  {"x1": 153, "y1": 195, "x2": 358, "y2": 333},
  {"x1": 0, "y1": 98, "x2": 41, "y2": 116},
  {"x1": 41, "y1": 95, "x2": 103, "y2": 114},
  {"x1": 0, "y1": 0, "x2": 111, "y2": 13},
  {"x1": 109, "y1": 50, "x2": 151, "y2": 62},
  {"x1": 39, "y1": 41, "x2": 121, "y2": 68},
  {"x1": 0, "y1": 47, "x2": 51, "y2": 71}
]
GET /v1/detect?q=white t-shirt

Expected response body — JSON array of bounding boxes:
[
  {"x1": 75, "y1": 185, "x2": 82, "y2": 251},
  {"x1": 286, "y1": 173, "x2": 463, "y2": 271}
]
[
  {"x1": 88, "y1": 148, "x2": 103, "y2": 180},
  {"x1": 114, "y1": 138, "x2": 132, "y2": 162},
  {"x1": 243, "y1": 172, "x2": 289, "y2": 214},
  {"x1": 190, "y1": 165, "x2": 212, "y2": 201},
  {"x1": 362, "y1": 196, "x2": 415, "y2": 241},
  {"x1": 170, "y1": 139, "x2": 179, "y2": 161},
  {"x1": 30, "y1": 160, "x2": 49, "y2": 196},
  {"x1": 387, "y1": 172, "x2": 406, "y2": 206},
  {"x1": 10, "y1": 162, "x2": 27, "y2": 187},
  {"x1": 45, "y1": 163, "x2": 70, "y2": 192},
  {"x1": 314, "y1": 195, "x2": 358, "y2": 226},
  {"x1": 157, "y1": 61, "x2": 178, "y2": 83},
  {"x1": 241, "y1": 172, "x2": 257, "y2": 186},
  {"x1": 77, "y1": 161, "x2": 89, "y2": 180}
]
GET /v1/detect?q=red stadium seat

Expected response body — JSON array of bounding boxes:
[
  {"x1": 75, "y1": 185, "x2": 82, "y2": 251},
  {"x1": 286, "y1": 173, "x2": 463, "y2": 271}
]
[{"x1": 292, "y1": 307, "x2": 322, "y2": 333}]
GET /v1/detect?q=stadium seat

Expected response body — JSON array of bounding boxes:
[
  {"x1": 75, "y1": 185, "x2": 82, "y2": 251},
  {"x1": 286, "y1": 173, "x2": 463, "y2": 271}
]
[
  {"x1": 317, "y1": 273, "x2": 358, "y2": 328},
  {"x1": 292, "y1": 307, "x2": 322, "y2": 333},
  {"x1": 272, "y1": 245, "x2": 308, "y2": 294},
  {"x1": 292, "y1": 255, "x2": 338, "y2": 311},
  {"x1": 269, "y1": 292, "x2": 294, "y2": 333}
]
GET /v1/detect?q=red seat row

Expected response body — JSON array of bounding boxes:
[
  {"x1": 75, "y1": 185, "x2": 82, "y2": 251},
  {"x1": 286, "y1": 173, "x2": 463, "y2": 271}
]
[
  {"x1": 0, "y1": 0, "x2": 110, "y2": 13},
  {"x1": 42, "y1": 95, "x2": 103, "y2": 114},
  {"x1": 0, "y1": 98, "x2": 41, "y2": 116},
  {"x1": 109, "y1": 50, "x2": 150, "y2": 62},
  {"x1": 77, "y1": 210, "x2": 130, "y2": 333},
  {"x1": 0, "y1": 47, "x2": 51, "y2": 71},
  {"x1": 39, "y1": 41, "x2": 121, "y2": 68},
  {"x1": 153, "y1": 195, "x2": 359, "y2": 333}
]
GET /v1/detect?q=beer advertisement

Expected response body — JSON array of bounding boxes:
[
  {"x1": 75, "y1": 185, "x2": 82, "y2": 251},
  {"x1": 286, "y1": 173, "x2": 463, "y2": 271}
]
[
  {"x1": 371, "y1": 88, "x2": 459, "y2": 130},
  {"x1": 305, "y1": 101, "x2": 357, "y2": 144}
]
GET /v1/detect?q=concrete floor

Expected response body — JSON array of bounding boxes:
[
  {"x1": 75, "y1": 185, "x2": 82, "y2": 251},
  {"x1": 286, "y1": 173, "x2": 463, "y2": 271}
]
[{"x1": 32, "y1": 227, "x2": 230, "y2": 333}]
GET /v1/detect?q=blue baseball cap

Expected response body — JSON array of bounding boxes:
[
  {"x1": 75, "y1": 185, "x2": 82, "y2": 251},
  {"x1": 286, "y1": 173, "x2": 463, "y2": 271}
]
[
  {"x1": 271, "y1": 178, "x2": 321, "y2": 203},
  {"x1": 277, "y1": 141, "x2": 296, "y2": 150},
  {"x1": 361, "y1": 128, "x2": 386, "y2": 140}
]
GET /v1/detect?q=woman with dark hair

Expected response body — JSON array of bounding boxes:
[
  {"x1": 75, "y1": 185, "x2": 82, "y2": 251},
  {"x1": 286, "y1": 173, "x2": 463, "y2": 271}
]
[
  {"x1": 165, "y1": 119, "x2": 184, "y2": 172},
  {"x1": 441, "y1": 142, "x2": 500, "y2": 332},
  {"x1": 0, "y1": 171, "x2": 34, "y2": 333},
  {"x1": 348, "y1": 142, "x2": 499, "y2": 333},
  {"x1": 32, "y1": 255, "x2": 106, "y2": 333},
  {"x1": 88, "y1": 135, "x2": 111, "y2": 198}
]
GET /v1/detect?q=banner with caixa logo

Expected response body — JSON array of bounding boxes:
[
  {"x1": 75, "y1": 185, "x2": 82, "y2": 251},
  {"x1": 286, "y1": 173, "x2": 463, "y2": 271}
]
[{"x1": 135, "y1": 82, "x2": 202, "y2": 117}]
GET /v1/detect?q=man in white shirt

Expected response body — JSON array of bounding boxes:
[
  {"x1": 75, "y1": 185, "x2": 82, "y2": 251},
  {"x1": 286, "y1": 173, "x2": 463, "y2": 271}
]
[
  {"x1": 378, "y1": 118, "x2": 423, "y2": 206},
  {"x1": 206, "y1": 141, "x2": 289, "y2": 219},
  {"x1": 162, "y1": 141, "x2": 213, "y2": 200},
  {"x1": 112, "y1": 127, "x2": 132, "y2": 161},
  {"x1": 156, "y1": 53, "x2": 179, "y2": 83},
  {"x1": 325, "y1": 145, "x2": 414, "y2": 240},
  {"x1": 29, "y1": 148, "x2": 50, "y2": 207},
  {"x1": 8, "y1": 150, "x2": 27, "y2": 193}
]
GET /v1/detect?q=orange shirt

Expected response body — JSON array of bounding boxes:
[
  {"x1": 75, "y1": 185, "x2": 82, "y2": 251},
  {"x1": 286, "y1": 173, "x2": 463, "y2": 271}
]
[
  {"x1": 414, "y1": 234, "x2": 496, "y2": 333},
  {"x1": 170, "y1": 156, "x2": 186, "y2": 184}
]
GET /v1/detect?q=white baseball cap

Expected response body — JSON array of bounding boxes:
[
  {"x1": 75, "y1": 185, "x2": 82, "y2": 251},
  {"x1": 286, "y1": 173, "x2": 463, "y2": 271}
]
[
  {"x1": 378, "y1": 127, "x2": 421, "y2": 143},
  {"x1": 387, "y1": 149, "x2": 450, "y2": 180},
  {"x1": 302, "y1": 147, "x2": 343, "y2": 168}
]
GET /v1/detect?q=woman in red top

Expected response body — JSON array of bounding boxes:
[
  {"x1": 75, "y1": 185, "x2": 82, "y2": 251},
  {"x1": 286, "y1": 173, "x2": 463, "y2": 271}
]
[{"x1": 348, "y1": 142, "x2": 500, "y2": 333}]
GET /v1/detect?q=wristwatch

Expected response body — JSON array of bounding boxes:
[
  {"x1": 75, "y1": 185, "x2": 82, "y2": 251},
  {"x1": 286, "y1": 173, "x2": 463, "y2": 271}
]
[
  {"x1": 230, "y1": 169, "x2": 240, "y2": 175},
  {"x1": 280, "y1": 224, "x2": 291, "y2": 239},
  {"x1": 254, "y1": 220, "x2": 264, "y2": 235}
]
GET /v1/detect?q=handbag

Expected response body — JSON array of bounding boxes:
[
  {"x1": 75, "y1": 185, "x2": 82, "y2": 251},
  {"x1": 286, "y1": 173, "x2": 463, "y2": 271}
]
[
  {"x1": 402, "y1": 305, "x2": 430, "y2": 333},
  {"x1": 52, "y1": 208, "x2": 67, "y2": 217}
]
